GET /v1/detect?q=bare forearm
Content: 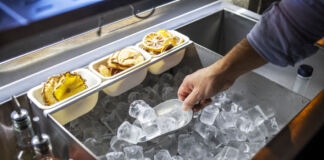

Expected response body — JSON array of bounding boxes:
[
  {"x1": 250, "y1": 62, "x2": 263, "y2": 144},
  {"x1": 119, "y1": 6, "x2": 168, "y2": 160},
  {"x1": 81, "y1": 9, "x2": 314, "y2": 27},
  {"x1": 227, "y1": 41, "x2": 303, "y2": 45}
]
[{"x1": 209, "y1": 38, "x2": 267, "y2": 80}]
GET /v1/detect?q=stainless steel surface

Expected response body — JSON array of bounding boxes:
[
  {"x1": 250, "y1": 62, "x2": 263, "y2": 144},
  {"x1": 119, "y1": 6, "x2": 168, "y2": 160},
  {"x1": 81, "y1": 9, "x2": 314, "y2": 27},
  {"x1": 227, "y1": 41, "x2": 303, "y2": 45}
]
[{"x1": 0, "y1": 1, "x2": 322, "y2": 159}]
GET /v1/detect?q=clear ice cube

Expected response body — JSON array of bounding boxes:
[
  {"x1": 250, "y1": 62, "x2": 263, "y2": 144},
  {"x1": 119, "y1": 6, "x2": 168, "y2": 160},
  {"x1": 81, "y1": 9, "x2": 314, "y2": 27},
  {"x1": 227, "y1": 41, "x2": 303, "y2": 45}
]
[
  {"x1": 138, "y1": 107, "x2": 157, "y2": 124},
  {"x1": 217, "y1": 146, "x2": 239, "y2": 160},
  {"x1": 161, "y1": 87, "x2": 177, "y2": 101},
  {"x1": 157, "y1": 116, "x2": 177, "y2": 134},
  {"x1": 188, "y1": 144, "x2": 207, "y2": 160},
  {"x1": 194, "y1": 121, "x2": 218, "y2": 140},
  {"x1": 177, "y1": 134, "x2": 196, "y2": 156},
  {"x1": 200, "y1": 104, "x2": 219, "y2": 126},
  {"x1": 159, "y1": 73, "x2": 174, "y2": 85},
  {"x1": 117, "y1": 121, "x2": 142, "y2": 144},
  {"x1": 235, "y1": 113, "x2": 255, "y2": 133},
  {"x1": 154, "y1": 149, "x2": 172, "y2": 160},
  {"x1": 129, "y1": 100, "x2": 151, "y2": 119},
  {"x1": 246, "y1": 105, "x2": 267, "y2": 126},
  {"x1": 123, "y1": 145, "x2": 144, "y2": 160},
  {"x1": 106, "y1": 152, "x2": 125, "y2": 160},
  {"x1": 262, "y1": 117, "x2": 280, "y2": 136},
  {"x1": 110, "y1": 136, "x2": 132, "y2": 152},
  {"x1": 100, "y1": 110, "x2": 123, "y2": 133},
  {"x1": 246, "y1": 126, "x2": 266, "y2": 142},
  {"x1": 215, "y1": 111, "x2": 237, "y2": 130},
  {"x1": 128, "y1": 92, "x2": 142, "y2": 103}
]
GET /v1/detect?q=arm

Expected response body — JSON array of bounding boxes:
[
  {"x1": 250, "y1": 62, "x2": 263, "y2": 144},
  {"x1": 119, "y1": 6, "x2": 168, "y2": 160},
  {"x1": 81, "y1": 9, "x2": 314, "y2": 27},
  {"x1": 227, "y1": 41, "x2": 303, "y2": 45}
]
[
  {"x1": 178, "y1": 0, "x2": 324, "y2": 111},
  {"x1": 178, "y1": 38, "x2": 267, "y2": 111}
]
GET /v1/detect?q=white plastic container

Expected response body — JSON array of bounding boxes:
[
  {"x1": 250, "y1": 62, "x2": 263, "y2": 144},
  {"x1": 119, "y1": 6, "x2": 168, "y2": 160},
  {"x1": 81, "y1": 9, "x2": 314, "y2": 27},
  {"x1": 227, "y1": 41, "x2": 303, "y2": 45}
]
[
  {"x1": 89, "y1": 46, "x2": 151, "y2": 96},
  {"x1": 136, "y1": 30, "x2": 190, "y2": 75},
  {"x1": 27, "y1": 68, "x2": 101, "y2": 125}
]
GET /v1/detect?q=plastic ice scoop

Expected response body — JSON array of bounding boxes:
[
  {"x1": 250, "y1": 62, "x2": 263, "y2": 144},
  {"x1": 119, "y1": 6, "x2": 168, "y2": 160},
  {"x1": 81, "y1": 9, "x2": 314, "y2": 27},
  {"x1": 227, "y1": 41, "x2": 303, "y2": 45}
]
[{"x1": 134, "y1": 99, "x2": 193, "y2": 143}]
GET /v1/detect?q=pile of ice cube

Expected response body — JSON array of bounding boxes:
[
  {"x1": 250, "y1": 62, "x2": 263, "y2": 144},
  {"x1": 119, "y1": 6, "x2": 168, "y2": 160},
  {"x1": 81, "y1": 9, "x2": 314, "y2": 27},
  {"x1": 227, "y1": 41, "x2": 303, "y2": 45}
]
[
  {"x1": 117, "y1": 99, "x2": 185, "y2": 144},
  {"x1": 102, "y1": 93, "x2": 281, "y2": 160}
]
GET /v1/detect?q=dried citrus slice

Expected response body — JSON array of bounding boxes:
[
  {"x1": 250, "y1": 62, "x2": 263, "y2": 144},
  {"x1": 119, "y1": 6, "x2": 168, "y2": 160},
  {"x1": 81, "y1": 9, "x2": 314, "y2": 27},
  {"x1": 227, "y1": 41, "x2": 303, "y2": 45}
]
[
  {"x1": 118, "y1": 48, "x2": 144, "y2": 66},
  {"x1": 142, "y1": 33, "x2": 166, "y2": 52},
  {"x1": 174, "y1": 36, "x2": 184, "y2": 46},
  {"x1": 42, "y1": 76, "x2": 60, "y2": 105},
  {"x1": 98, "y1": 64, "x2": 112, "y2": 77},
  {"x1": 156, "y1": 29, "x2": 173, "y2": 38},
  {"x1": 53, "y1": 72, "x2": 87, "y2": 101}
]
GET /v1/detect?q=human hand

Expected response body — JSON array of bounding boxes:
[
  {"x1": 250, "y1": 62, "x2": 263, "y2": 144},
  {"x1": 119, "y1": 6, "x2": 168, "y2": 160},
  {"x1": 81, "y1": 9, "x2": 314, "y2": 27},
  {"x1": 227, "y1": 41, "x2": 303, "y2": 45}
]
[{"x1": 177, "y1": 61, "x2": 236, "y2": 111}]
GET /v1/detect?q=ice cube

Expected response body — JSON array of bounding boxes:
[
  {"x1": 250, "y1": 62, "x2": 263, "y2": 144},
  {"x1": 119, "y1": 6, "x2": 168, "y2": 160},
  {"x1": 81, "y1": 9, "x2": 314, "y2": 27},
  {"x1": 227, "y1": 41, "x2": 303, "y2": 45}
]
[
  {"x1": 153, "y1": 83, "x2": 170, "y2": 95},
  {"x1": 194, "y1": 121, "x2": 218, "y2": 140},
  {"x1": 100, "y1": 110, "x2": 123, "y2": 133},
  {"x1": 157, "y1": 116, "x2": 177, "y2": 134},
  {"x1": 117, "y1": 121, "x2": 142, "y2": 144},
  {"x1": 216, "y1": 131, "x2": 230, "y2": 145},
  {"x1": 216, "y1": 146, "x2": 239, "y2": 160},
  {"x1": 157, "y1": 134, "x2": 177, "y2": 155},
  {"x1": 110, "y1": 136, "x2": 132, "y2": 152},
  {"x1": 138, "y1": 107, "x2": 157, "y2": 124},
  {"x1": 129, "y1": 100, "x2": 151, "y2": 119},
  {"x1": 188, "y1": 144, "x2": 207, "y2": 160},
  {"x1": 83, "y1": 138, "x2": 106, "y2": 155},
  {"x1": 141, "y1": 121, "x2": 160, "y2": 140},
  {"x1": 154, "y1": 149, "x2": 172, "y2": 160},
  {"x1": 235, "y1": 113, "x2": 255, "y2": 133},
  {"x1": 143, "y1": 87, "x2": 161, "y2": 106},
  {"x1": 144, "y1": 148, "x2": 155, "y2": 159},
  {"x1": 246, "y1": 127, "x2": 266, "y2": 142},
  {"x1": 171, "y1": 155, "x2": 183, "y2": 160},
  {"x1": 223, "y1": 127, "x2": 247, "y2": 142},
  {"x1": 246, "y1": 105, "x2": 267, "y2": 126},
  {"x1": 161, "y1": 87, "x2": 177, "y2": 101},
  {"x1": 200, "y1": 104, "x2": 219, "y2": 126},
  {"x1": 177, "y1": 134, "x2": 196, "y2": 156},
  {"x1": 159, "y1": 73, "x2": 174, "y2": 85},
  {"x1": 262, "y1": 117, "x2": 280, "y2": 136},
  {"x1": 128, "y1": 92, "x2": 142, "y2": 104},
  {"x1": 106, "y1": 152, "x2": 125, "y2": 160},
  {"x1": 215, "y1": 111, "x2": 237, "y2": 130},
  {"x1": 173, "y1": 71, "x2": 186, "y2": 87},
  {"x1": 249, "y1": 141, "x2": 266, "y2": 154},
  {"x1": 123, "y1": 145, "x2": 144, "y2": 160},
  {"x1": 229, "y1": 102, "x2": 242, "y2": 113}
]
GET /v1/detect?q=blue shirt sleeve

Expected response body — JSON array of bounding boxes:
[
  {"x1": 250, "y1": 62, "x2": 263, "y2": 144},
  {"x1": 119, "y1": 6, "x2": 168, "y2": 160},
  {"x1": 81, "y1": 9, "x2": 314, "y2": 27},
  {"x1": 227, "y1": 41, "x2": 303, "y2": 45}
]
[{"x1": 247, "y1": 0, "x2": 324, "y2": 67}]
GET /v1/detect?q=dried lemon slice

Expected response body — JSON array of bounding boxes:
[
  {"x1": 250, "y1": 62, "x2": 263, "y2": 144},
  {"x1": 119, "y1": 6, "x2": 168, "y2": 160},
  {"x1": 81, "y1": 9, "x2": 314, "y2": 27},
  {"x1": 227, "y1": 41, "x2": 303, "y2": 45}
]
[
  {"x1": 156, "y1": 29, "x2": 173, "y2": 38},
  {"x1": 53, "y1": 72, "x2": 87, "y2": 102},
  {"x1": 142, "y1": 33, "x2": 166, "y2": 52}
]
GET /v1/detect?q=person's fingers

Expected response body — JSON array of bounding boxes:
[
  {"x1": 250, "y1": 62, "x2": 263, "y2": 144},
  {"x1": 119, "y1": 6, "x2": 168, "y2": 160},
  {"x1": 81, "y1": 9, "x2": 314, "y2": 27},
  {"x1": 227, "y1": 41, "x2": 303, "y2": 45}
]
[
  {"x1": 182, "y1": 89, "x2": 200, "y2": 111},
  {"x1": 200, "y1": 98, "x2": 212, "y2": 107},
  {"x1": 177, "y1": 79, "x2": 192, "y2": 101},
  {"x1": 192, "y1": 98, "x2": 212, "y2": 112}
]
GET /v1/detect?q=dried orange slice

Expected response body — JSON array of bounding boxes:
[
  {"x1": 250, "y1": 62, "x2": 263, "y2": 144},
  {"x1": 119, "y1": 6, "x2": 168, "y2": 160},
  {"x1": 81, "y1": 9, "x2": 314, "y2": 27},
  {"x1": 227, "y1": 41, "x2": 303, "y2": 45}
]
[{"x1": 142, "y1": 33, "x2": 166, "y2": 52}]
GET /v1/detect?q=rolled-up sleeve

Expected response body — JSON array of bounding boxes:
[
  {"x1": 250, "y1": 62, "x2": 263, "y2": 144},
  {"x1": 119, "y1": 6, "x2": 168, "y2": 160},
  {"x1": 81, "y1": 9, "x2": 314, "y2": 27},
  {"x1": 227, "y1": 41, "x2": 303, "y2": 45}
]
[{"x1": 247, "y1": 0, "x2": 324, "y2": 66}]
